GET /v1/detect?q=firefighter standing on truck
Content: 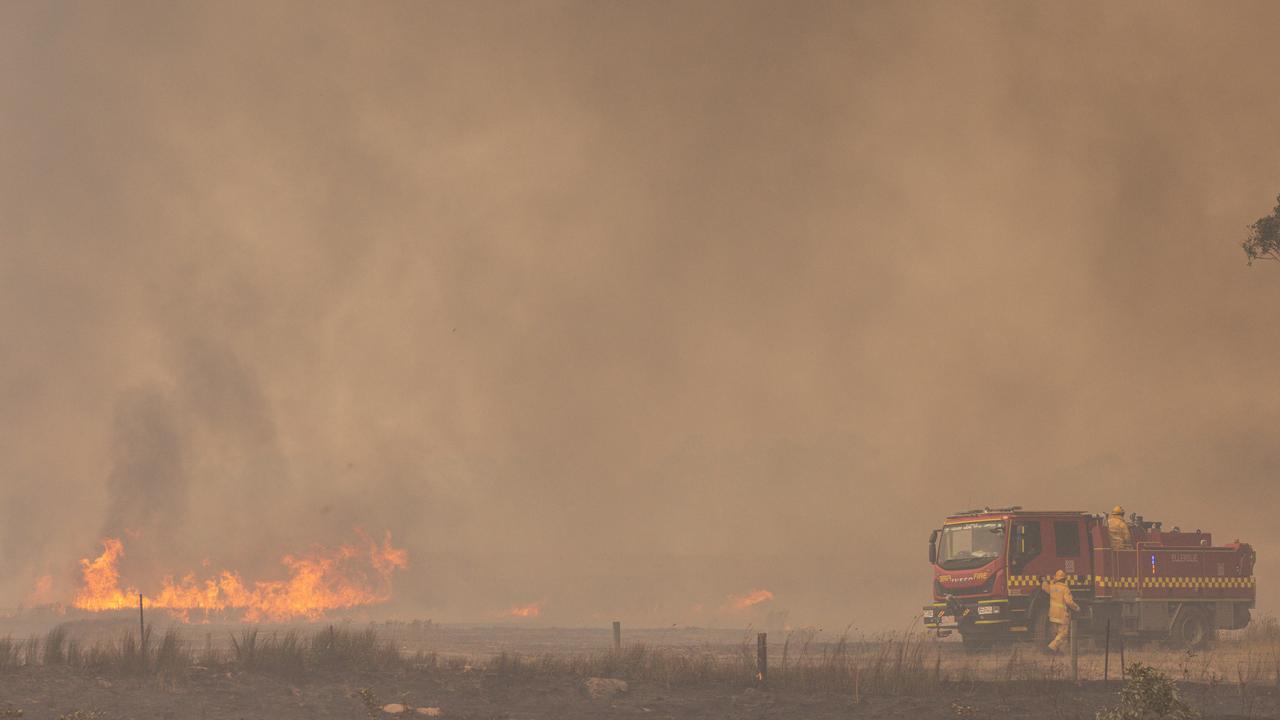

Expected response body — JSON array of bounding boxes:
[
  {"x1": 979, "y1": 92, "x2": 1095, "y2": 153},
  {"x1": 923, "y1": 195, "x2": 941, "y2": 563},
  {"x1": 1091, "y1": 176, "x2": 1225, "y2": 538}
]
[
  {"x1": 1043, "y1": 569, "x2": 1080, "y2": 652},
  {"x1": 1108, "y1": 505, "x2": 1133, "y2": 549}
]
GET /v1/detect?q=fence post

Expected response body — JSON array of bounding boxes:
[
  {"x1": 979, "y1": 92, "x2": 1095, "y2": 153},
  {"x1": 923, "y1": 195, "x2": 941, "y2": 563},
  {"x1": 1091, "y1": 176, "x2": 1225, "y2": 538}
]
[
  {"x1": 1119, "y1": 634, "x2": 1125, "y2": 679},
  {"x1": 138, "y1": 592, "x2": 146, "y2": 670},
  {"x1": 1103, "y1": 619, "x2": 1111, "y2": 687},
  {"x1": 1070, "y1": 616, "x2": 1079, "y2": 684},
  {"x1": 612, "y1": 621, "x2": 621, "y2": 652},
  {"x1": 756, "y1": 632, "x2": 768, "y2": 687}
]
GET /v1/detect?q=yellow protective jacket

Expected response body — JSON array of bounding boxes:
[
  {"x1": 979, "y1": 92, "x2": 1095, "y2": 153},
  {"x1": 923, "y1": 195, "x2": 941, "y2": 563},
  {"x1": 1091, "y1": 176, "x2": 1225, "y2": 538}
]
[
  {"x1": 1108, "y1": 515, "x2": 1133, "y2": 549},
  {"x1": 1044, "y1": 580, "x2": 1079, "y2": 624}
]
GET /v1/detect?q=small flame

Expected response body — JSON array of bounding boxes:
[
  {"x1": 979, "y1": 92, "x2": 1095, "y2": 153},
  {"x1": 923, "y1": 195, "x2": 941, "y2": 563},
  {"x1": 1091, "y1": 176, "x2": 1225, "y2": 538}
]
[
  {"x1": 505, "y1": 601, "x2": 542, "y2": 618},
  {"x1": 73, "y1": 531, "x2": 408, "y2": 622},
  {"x1": 728, "y1": 589, "x2": 774, "y2": 610},
  {"x1": 27, "y1": 575, "x2": 54, "y2": 606}
]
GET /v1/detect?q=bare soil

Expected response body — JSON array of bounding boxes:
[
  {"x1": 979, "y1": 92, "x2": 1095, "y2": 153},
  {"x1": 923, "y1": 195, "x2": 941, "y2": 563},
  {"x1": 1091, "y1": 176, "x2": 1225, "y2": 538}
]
[
  {"x1": 0, "y1": 665, "x2": 1275, "y2": 720},
  {"x1": 3, "y1": 616, "x2": 1278, "y2": 719}
]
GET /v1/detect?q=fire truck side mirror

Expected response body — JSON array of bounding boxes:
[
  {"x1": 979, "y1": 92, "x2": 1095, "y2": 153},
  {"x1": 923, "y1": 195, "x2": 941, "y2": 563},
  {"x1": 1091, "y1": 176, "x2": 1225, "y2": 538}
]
[{"x1": 928, "y1": 529, "x2": 939, "y2": 564}]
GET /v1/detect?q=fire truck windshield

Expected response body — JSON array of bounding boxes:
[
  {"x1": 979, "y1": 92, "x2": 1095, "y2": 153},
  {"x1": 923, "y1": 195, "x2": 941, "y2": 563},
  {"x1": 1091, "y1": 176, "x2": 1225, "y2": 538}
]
[{"x1": 938, "y1": 521, "x2": 1005, "y2": 570}]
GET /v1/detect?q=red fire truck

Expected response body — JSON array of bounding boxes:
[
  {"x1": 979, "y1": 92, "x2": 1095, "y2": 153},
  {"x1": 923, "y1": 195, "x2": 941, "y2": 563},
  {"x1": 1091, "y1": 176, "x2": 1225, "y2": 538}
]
[{"x1": 923, "y1": 506, "x2": 1256, "y2": 649}]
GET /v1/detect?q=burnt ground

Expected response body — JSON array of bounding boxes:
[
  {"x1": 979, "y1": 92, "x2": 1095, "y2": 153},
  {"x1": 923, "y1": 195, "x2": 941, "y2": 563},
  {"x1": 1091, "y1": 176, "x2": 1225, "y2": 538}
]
[{"x1": 0, "y1": 666, "x2": 1276, "y2": 720}]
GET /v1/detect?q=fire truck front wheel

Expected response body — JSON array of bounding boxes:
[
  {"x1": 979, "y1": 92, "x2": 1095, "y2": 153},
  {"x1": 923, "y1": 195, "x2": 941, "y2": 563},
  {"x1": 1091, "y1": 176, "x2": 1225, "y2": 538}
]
[
  {"x1": 959, "y1": 630, "x2": 995, "y2": 652},
  {"x1": 1169, "y1": 607, "x2": 1213, "y2": 650},
  {"x1": 1028, "y1": 606, "x2": 1051, "y2": 646}
]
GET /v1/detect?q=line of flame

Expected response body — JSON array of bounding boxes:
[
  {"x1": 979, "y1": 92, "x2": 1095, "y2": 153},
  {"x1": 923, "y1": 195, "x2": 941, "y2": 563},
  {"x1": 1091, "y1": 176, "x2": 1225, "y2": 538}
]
[
  {"x1": 73, "y1": 532, "x2": 408, "y2": 622},
  {"x1": 728, "y1": 588, "x2": 774, "y2": 610}
]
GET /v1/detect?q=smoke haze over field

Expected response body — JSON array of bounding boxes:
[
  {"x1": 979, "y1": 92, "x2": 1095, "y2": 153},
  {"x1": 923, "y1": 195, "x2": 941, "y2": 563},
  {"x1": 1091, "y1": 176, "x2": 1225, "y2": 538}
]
[{"x1": 3, "y1": 0, "x2": 1280, "y2": 629}]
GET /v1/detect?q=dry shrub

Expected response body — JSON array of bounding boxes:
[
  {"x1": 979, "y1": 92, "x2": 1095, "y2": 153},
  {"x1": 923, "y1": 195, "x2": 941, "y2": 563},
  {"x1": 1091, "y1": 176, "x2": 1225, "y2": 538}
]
[
  {"x1": 407, "y1": 649, "x2": 439, "y2": 670},
  {"x1": 152, "y1": 628, "x2": 189, "y2": 679},
  {"x1": 224, "y1": 626, "x2": 405, "y2": 678},
  {"x1": 231, "y1": 629, "x2": 304, "y2": 678},
  {"x1": 117, "y1": 628, "x2": 144, "y2": 673},
  {"x1": 43, "y1": 626, "x2": 68, "y2": 666},
  {"x1": 309, "y1": 626, "x2": 400, "y2": 672},
  {"x1": 20, "y1": 636, "x2": 40, "y2": 667},
  {"x1": 0, "y1": 623, "x2": 193, "y2": 678},
  {"x1": 851, "y1": 630, "x2": 938, "y2": 695},
  {"x1": 478, "y1": 630, "x2": 948, "y2": 695},
  {"x1": 1096, "y1": 663, "x2": 1198, "y2": 720},
  {"x1": 481, "y1": 644, "x2": 741, "y2": 687},
  {"x1": 0, "y1": 638, "x2": 20, "y2": 672},
  {"x1": 229, "y1": 628, "x2": 261, "y2": 666},
  {"x1": 1236, "y1": 613, "x2": 1280, "y2": 644}
]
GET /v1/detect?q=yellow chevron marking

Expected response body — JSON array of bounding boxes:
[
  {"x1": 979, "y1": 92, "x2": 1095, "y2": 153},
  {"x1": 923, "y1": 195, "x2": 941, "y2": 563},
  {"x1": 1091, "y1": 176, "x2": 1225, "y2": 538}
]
[
  {"x1": 1010, "y1": 575, "x2": 1255, "y2": 590},
  {"x1": 1007, "y1": 574, "x2": 1093, "y2": 587},
  {"x1": 1139, "y1": 576, "x2": 1255, "y2": 589}
]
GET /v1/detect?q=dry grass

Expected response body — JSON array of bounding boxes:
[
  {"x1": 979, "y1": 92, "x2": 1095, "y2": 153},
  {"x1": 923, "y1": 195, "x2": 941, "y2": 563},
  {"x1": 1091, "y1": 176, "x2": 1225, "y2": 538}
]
[
  {"x1": 0, "y1": 637, "x2": 25, "y2": 672},
  {"x1": 0, "y1": 623, "x2": 400, "y2": 680},
  {"x1": 476, "y1": 629, "x2": 950, "y2": 693},
  {"x1": 469, "y1": 622, "x2": 1280, "y2": 700},
  {"x1": 43, "y1": 626, "x2": 68, "y2": 665},
  {"x1": 223, "y1": 626, "x2": 405, "y2": 679},
  {"x1": 30, "y1": 624, "x2": 191, "y2": 678},
  {"x1": 229, "y1": 628, "x2": 304, "y2": 677},
  {"x1": 310, "y1": 626, "x2": 402, "y2": 671},
  {"x1": 4, "y1": 619, "x2": 1280, "y2": 699}
]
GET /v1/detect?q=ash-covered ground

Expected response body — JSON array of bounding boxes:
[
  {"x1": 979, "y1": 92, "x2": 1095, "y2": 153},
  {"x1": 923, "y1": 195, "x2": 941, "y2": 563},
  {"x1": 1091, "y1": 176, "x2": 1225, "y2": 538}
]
[
  {"x1": 7, "y1": 666, "x2": 1275, "y2": 720},
  {"x1": 0, "y1": 614, "x2": 1276, "y2": 719}
]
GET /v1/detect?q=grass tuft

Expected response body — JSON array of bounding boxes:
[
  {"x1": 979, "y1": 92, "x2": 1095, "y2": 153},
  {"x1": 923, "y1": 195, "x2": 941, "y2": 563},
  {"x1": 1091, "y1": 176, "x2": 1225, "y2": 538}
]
[
  {"x1": 43, "y1": 626, "x2": 68, "y2": 666},
  {"x1": 310, "y1": 626, "x2": 401, "y2": 672},
  {"x1": 0, "y1": 637, "x2": 19, "y2": 672}
]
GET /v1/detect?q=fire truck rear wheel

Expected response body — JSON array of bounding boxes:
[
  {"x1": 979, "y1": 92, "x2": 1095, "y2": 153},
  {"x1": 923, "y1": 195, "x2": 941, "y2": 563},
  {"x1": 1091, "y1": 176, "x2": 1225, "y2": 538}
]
[
  {"x1": 1234, "y1": 605, "x2": 1252, "y2": 630},
  {"x1": 1089, "y1": 608, "x2": 1122, "y2": 652},
  {"x1": 1170, "y1": 608, "x2": 1212, "y2": 650}
]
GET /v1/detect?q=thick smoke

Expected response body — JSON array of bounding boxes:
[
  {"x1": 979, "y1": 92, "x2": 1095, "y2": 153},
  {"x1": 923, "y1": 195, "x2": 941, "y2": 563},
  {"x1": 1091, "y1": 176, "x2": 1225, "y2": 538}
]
[
  {"x1": 101, "y1": 388, "x2": 185, "y2": 562},
  {"x1": 2, "y1": 0, "x2": 1280, "y2": 629}
]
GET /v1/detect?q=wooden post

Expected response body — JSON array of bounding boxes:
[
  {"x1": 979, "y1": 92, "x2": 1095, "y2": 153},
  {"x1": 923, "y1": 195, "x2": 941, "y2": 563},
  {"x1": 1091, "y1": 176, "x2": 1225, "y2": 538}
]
[
  {"x1": 1103, "y1": 619, "x2": 1111, "y2": 687},
  {"x1": 1070, "y1": 616, "x2": 1079, "y2": 684},
  {"x1": 138, "y1": 592, "x2": 146, "y2": 669},
  {"x1": 756, "y1": 632, "x2": 767, "y2": 686},
  {"x1": 612, "y1": 621, "x2": 621, "y2": 652},
  {"x1": 1119, "y1": 635, "x2": 1125, "y2": 679}
]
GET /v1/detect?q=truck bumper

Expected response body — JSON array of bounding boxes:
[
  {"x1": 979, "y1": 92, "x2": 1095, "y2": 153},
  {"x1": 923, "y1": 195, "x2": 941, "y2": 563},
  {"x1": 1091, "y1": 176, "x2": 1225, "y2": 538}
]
[{"x1": 923, "y1": 599, "x2": 1012, "y2": 629}]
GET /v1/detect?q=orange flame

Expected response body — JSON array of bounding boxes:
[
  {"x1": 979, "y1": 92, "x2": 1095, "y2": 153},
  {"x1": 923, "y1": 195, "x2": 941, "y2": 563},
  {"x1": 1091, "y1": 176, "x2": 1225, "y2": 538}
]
[
  {"x1": 27, "y1": 574, "x2": 55, "y2": 606},
  {"x1": 505, "y1": 601, "x2": 542, "y2": 618},
  {"x1": 76, "y1": 538, "x2": 130, "y2": 611},
  {"x1": 728, "y1": 589, "x2": 774, "y2": 610},
  {"x1": 73, "y1": 532, "x2": 408, "y2": 622}
]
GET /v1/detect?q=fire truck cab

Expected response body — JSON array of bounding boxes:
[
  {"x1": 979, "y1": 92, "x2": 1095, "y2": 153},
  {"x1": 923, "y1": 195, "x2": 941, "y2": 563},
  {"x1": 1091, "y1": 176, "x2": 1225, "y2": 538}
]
[{"x1": 923, "y1": 506, "x2": 1255, "y2": 650}]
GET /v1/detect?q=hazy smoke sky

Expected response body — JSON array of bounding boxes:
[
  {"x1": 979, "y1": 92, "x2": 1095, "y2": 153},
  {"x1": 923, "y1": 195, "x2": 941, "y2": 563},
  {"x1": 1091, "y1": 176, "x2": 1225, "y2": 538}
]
[{"x1": 3, "y1": 0, "x2": 1280, "y2": 629}]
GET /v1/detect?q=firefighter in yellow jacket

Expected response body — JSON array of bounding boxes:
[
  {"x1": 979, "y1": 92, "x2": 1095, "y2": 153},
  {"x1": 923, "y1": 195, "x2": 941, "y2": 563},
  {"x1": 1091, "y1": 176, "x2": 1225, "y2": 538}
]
[
  {"x1": 1043, "y1": 569, "x2": 1079, "y2": 652},
  {"x1": 1108, "y1": 505, "x2": 1133, "y2": 549}
]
